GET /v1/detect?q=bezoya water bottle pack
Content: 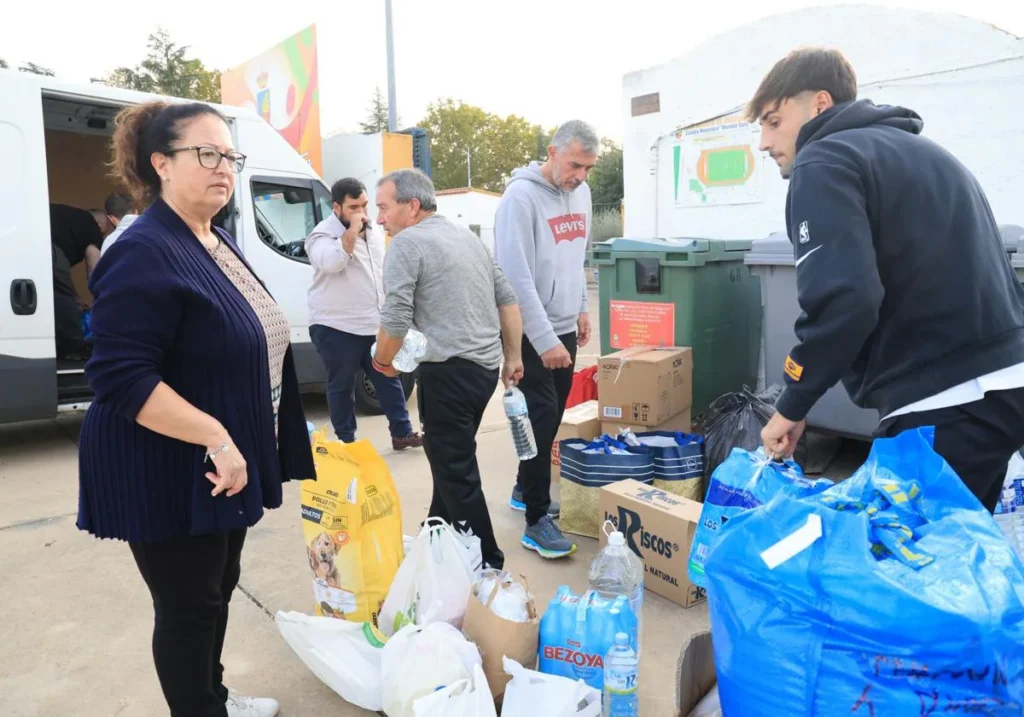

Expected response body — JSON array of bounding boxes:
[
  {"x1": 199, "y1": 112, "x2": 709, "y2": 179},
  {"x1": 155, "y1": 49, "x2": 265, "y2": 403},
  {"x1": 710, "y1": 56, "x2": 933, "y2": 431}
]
[{"x1": 538, "y1": 522, "x2": 644, "y2": 716}]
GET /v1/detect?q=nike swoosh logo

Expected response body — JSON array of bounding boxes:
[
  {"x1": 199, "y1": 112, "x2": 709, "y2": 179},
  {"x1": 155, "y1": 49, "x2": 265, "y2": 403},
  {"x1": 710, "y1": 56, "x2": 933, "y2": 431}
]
[{"x1": 795, "y1": 245, "x2": 822, "y2": 268}]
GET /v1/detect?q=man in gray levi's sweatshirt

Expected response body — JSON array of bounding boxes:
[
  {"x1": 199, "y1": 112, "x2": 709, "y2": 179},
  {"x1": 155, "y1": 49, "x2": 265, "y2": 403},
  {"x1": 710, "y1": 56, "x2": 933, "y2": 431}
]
[
  {"x1": 373, "y1": 168, "x2": 525, "y2": 571},
  {"x1": 494, "y1": 119, "x2": 600, "y2": 560}
]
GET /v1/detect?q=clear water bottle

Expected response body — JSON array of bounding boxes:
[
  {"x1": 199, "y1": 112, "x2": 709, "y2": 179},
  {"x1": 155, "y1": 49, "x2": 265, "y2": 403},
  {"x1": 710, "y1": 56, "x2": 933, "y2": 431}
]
[
  {"x1": 503, "y1": 386, "x2": 538, "y2": 460},
  {"x1": 603, "y1": 632, "x2": 639, "y2": 717},
  {"x1": 371, "y1": 329, "x2": 427, "y2": 373},
  {"x1": 590, "y1": 520, "x2": 645, "y2": 656}
]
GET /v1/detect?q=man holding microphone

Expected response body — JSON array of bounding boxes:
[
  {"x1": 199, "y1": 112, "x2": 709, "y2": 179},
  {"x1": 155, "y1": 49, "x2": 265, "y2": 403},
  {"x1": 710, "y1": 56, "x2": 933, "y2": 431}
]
[{"x1": 306, "y1": 177, "x2": 422, "y2": 450}]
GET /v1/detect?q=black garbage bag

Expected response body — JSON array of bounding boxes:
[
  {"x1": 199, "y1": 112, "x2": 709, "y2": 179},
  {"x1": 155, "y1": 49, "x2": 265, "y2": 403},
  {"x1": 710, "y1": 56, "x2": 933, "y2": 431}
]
[{"x1": 701, "y1": 386, "x2": 783, "y2": 498}]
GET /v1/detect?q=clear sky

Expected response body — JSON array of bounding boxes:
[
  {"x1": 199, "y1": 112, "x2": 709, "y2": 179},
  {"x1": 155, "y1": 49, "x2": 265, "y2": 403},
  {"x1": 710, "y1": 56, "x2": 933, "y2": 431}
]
[{"x1": 2, "y1": 0, "x2": 1021, "y2": 141}]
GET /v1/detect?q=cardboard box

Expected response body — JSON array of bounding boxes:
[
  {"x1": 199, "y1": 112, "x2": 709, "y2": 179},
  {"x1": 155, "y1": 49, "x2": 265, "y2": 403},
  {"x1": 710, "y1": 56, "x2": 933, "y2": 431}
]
[
  {"x1": 598, "y1": 347, "x2": 692, "y2": 427},
  {"x1": 598, "y1": 479, "x2": 706, "y2": 609},
  {"x1": 675, "y1": 630, "x2": 716, "y2": 717},
  {"x1": 552, "y1": 401, "x2": 601, "y2": 481},
  {"x1": 601, "y1": 408, "x2": 692, "y2": 438}
]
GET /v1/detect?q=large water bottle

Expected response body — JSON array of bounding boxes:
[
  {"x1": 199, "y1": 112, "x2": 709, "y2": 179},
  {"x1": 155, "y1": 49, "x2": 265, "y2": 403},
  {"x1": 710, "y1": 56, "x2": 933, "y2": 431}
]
[
  {"x1": 590, "y1": 520, "x2": 645, "y2": 656},
  {"x1": 370, "y1": 329, "x2": 427, "y2": 373},
  {"x1": 503, "y1": 386, "x2": 538, "y2": 460},
  {"x1": 603, "y1": 632, "x2": 639, "y2": 717}
]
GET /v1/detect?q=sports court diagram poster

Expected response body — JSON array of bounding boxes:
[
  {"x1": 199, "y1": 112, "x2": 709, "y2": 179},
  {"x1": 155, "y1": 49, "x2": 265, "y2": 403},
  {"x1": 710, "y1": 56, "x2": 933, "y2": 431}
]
[{"x1": 673, "y1": 114, "x2": 763, "y2": 207}]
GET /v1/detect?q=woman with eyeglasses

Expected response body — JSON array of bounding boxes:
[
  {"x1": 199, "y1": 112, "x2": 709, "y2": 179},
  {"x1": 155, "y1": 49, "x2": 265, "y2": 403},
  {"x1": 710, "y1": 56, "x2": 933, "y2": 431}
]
[{"x1": 77, "y1": 101, "x2": 314, "y2": 717}]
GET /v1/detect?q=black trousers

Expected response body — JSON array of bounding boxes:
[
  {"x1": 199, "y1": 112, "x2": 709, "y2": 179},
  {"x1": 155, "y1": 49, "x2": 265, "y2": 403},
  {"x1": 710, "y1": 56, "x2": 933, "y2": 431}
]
[
  {"x1": 878, "y1": 387, "x2": 1024, "y2": 513},
  {"x1": 517, "y1": 333, "x2": 578, "y2": 525},
  {"x1": 129, "y1": 529, "x2": 247, "y2": 717},
  {"x1": 418, "y1": 358, "x2": 503, "y2": 568}
]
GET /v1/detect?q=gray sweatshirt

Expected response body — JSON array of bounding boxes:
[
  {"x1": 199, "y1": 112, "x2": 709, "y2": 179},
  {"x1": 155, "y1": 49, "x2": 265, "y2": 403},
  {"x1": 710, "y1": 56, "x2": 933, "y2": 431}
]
[
  {"x1": 380, "y1": 215, "x2": 518, "y2": 370},
  {"x1": 494, "y1": 162, "x2": 591, "y2": 355}
]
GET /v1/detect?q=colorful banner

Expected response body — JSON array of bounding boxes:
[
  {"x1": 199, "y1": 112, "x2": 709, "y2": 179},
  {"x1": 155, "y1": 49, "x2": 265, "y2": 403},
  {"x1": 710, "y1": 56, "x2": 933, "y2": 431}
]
[
  {"x1": 672, "y1": 114, "x2": 762, "y2": 207},
  {"x1": 221, "y1": 24, "x2": 322, "y2": 175}
]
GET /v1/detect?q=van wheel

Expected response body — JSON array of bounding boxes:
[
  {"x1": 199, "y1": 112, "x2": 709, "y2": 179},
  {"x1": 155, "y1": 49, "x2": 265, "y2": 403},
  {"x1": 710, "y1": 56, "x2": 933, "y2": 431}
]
[{"x1": 354, "y1": 367, "x2": 417, "y2": 415}]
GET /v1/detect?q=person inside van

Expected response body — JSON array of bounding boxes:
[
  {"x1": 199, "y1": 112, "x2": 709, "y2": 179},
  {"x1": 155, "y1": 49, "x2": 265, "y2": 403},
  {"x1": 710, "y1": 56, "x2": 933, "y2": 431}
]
[
  {"x1": 98, "y1": 192, "x2": 137, "y2": 256},
  {"x1": 48, "y1": 203, "x2": 111, "y2": 278},
  {"x1": 48, "y1": 203, "x2": 110, "y2": 359},
  {"x1": 78, "y1": 100, "x2": 314, "y2": 717}
]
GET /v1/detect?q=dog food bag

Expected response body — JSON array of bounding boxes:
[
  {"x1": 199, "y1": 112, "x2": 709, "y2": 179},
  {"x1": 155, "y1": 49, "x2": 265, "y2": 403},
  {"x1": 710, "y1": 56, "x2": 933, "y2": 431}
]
[{"x1": 301, "y1": 430, "x2": 404, "y2": 626}]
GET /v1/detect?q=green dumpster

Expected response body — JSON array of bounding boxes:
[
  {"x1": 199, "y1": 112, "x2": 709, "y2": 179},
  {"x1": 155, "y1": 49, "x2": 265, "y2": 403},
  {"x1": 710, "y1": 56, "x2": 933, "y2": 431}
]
[{"x1": 592, "y1": 237, "x2": 761, "y2": 416}]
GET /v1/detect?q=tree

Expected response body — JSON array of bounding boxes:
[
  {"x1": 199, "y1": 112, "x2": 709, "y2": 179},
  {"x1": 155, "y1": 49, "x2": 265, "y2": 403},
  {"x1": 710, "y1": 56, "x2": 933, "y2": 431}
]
[
  {"x1": 360, "y1": 86, "x2": 399, "y2": 134},
  {"x1": 19, "y1": 62, "x2": 55, "y2": 76},
  {"x1": 533, "y1": 124, "x2": 557, "y2": 161},
  {"x1": 420, "y1": 99, "x2": 540, "y2": 192},
  {"x1": 98, "y1": 29, "x2": 221, "y2": 102},
  {"x1": 588, "y1": 138, "x2": 624, "y2": 207}
]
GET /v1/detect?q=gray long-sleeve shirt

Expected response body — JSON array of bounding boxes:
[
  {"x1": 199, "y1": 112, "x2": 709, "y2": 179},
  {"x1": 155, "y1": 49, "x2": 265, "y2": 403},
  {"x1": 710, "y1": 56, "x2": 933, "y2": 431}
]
[{"x1": 380, "y1": 214, "x2": 518, "y2": 370}]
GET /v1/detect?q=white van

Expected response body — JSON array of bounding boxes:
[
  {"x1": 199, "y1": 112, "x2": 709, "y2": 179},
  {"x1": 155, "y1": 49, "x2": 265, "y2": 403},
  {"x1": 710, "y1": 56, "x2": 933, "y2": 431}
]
[{"x1": 0, "y1": 71, "x2": 411, "y2": 425}]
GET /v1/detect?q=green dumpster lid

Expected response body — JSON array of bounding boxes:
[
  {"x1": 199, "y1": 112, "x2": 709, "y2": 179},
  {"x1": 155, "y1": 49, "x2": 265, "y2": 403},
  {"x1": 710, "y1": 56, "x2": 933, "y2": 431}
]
[
  {"x1": 743, "y1": 231, "x2": 793, "y2": 267},
  {"x1": 599, "y1": 237, "x2": 708, "y2": 253}
]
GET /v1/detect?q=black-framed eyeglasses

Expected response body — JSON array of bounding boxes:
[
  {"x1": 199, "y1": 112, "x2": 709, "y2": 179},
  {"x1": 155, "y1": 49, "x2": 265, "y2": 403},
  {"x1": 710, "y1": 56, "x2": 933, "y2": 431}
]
[{"x1": 166, "y1": 145, "x2": 247, "y2": 173}]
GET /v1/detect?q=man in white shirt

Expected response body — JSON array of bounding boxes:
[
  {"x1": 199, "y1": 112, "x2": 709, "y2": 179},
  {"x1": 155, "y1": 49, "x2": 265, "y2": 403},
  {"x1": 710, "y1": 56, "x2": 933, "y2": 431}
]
[
  {"x1": 307, "y1": 178, "x2": 422, "y2": 450},
  {"x1": 99, "y1": 193, "x2": 137, "y2": 257}
]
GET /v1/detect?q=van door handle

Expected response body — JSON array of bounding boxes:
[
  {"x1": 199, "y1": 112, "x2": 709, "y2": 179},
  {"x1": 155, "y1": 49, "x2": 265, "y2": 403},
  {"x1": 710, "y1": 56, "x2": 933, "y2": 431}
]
[{"x1": 10, "y1": 279, "x2": 37, "y2": 315}]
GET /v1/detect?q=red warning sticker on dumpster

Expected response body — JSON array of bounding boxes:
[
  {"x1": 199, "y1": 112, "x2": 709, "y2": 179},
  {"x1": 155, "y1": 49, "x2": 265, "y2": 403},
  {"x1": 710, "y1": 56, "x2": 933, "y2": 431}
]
[{"x1": 609, "y1": 300, "x2": 676, "y2": 349}]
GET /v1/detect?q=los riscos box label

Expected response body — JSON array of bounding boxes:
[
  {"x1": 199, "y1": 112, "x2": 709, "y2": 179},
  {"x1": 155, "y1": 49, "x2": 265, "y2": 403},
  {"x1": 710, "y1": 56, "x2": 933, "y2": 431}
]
[{"x1": 598, "y1": 480, "x2": 706, "y2": 608}]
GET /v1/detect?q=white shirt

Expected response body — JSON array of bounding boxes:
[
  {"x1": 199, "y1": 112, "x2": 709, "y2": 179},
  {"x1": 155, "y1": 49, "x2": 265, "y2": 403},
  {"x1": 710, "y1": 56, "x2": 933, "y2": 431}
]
[
  {"x1": 305, "y1": 213, "x2": 386, "y2": 336},
  {"x1": 99, "y1": 214, "x2": 139, "y2": 255},
  {"x1": 884, "y1": 362, "x2": 1024, "y2": 420}
]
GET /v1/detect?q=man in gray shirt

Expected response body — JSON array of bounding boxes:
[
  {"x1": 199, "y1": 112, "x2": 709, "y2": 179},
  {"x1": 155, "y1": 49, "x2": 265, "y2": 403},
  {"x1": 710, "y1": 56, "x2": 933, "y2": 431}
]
[{"x1": 372, "y1": 169, "x2": 524, "y2": 570}]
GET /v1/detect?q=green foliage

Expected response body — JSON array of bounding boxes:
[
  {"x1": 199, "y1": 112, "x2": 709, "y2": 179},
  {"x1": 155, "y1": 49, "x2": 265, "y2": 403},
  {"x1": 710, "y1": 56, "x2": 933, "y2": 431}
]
[
  {"x1": 99, "y1": 29, "x2": 221, "y2": 102},
  {"x1": 588, "y1": 138, "x2": 623, "y2": 207},
  {"x1": 361, "y1": 86, "x2": 399, "y2": 134}
]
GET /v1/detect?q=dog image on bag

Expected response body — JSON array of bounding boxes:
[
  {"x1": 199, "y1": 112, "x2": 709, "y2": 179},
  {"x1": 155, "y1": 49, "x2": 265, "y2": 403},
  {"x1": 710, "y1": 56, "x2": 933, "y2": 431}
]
[
  {"x1": 302, "y1": 431, "x2": 404, "y2": 626},
  {"x1": 308, "y1": 531, "x2": 342, "y2": 588}
]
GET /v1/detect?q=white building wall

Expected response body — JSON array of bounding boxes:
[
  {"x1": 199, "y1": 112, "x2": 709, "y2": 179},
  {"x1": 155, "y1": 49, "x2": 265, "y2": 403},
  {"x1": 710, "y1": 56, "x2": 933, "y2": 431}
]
[
  {"x1": 622, "y1": 6, "x2": 1024, "y2": 240},
  {"x1": 436, "y1": 191, "x2": 502, "y2": 253},
  {"x1": 321, "y1": 133, "x2": 383, "y2": 189}
]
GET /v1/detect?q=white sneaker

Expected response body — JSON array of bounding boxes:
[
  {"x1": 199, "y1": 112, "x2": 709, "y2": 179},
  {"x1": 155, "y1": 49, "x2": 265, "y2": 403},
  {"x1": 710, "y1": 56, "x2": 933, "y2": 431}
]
[{"x1": 226, "y1": 692, "x2": 280, "y2": 717}]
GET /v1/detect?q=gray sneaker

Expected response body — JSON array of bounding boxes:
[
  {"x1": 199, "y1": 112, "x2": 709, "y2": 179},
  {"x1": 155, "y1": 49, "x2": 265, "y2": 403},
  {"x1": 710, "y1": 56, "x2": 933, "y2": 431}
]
[
  {"x1": 522, "y1": 515, "x2": 577, "y2": 559},
  {"x1": 510, "y1": 485, "x2": 560, "y2": 518}
]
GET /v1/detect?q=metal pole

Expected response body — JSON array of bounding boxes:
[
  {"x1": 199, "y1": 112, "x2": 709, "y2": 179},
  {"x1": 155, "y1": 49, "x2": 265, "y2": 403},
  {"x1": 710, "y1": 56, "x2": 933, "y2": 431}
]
[
  {"x1": 464, "y1": 148, "x2": 471, "y2": 187},
  {"x1": 385, "y1": 0, "x2": 398, "y2": 132}
]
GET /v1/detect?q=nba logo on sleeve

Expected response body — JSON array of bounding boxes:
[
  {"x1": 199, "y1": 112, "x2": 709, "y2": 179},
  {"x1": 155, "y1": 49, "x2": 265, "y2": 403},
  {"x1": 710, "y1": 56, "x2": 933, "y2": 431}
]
[{"x1": 798, "y1": 221, "x2": 810, "y2": 244}]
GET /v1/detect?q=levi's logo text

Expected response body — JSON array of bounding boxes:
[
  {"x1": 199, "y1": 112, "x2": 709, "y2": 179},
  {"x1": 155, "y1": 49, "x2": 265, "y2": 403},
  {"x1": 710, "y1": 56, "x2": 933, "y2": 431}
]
[
  {"x1": 784, "y1": 355, "x2": 804, "y2": 382},
  {"x1": 548, "y1": 213, "x2": 587, "y2": 244},
  {"x1": 608, "y1": 507, "x2": 680, "y2": 564}
]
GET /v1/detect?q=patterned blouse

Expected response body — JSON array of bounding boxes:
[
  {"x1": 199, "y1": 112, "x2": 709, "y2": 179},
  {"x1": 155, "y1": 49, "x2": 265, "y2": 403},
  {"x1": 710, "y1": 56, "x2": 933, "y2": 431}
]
[{"x1": 205, "y1": 240, "x2": 290, "y2": 434}]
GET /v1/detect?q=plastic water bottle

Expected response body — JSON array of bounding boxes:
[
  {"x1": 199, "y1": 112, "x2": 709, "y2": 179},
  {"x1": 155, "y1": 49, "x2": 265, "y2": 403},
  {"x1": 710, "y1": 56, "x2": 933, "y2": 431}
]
[
  {"x1": 370, "y1": 329, "x2": 427, "y2": 373},
  {"x1": 503, "y1": 386, "x2": 538, "y2": 460},
  {"x1": 590, "y1": 520, "x2": 645, "y2": 656},
  {"x1": 603, "y1": 632, "x2": 639, "y2": 716}
]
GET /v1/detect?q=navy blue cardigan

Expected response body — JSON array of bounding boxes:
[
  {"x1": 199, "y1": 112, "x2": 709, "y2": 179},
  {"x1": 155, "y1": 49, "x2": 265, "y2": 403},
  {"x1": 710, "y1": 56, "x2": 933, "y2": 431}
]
[{"x1": 77, "y1": 199, "x2": 315, "y2": 542}]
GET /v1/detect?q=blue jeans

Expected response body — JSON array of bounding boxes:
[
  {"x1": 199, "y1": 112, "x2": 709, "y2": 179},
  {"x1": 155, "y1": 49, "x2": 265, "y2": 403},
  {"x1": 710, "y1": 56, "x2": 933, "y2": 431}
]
[{"x1": 309, "y1": 325, "x2": 413, "y2": 442}]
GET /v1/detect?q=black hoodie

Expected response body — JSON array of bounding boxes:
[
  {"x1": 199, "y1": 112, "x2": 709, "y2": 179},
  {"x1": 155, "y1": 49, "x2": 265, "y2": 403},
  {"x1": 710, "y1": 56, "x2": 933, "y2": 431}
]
[{"x1": 775, "y1": 99, "x2": 1024, "y2": 422}]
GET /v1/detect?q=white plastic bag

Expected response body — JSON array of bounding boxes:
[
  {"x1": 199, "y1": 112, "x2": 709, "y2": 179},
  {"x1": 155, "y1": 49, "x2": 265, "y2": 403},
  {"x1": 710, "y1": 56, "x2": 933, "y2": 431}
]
[
  {"x1": 381, "y1": 619, "x2": 483, "y2": 717},
  {"x1": 275, "y1": 610, "x2": 386, "y2": 711},
  {"x1": 412, "y1": 663, "x2": 497, "y2": 717},
  {"x1": 501, "y1": 657, "x2": 602, "y2": 717},
  {"x1": 379, "y1": 518, "x2": 478, "y2": 636},
  {"x1": 474, "y1": 569, "x2": 532, "y2": 622},
  {"x1": 687, "y1": 684, "x2": 722, "y2": 717}
]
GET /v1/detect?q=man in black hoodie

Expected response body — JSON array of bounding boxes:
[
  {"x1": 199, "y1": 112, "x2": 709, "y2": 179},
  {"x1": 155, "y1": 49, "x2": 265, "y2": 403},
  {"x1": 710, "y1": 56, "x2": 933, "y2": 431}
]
[{"x1": 754, "y1": 48, "x2": 1024, "y2": 512}]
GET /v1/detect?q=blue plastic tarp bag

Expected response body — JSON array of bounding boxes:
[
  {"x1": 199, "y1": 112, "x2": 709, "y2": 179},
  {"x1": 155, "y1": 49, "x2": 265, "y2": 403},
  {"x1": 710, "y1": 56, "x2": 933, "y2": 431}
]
[
  {"x1": 705, "y1": 427, "x2": 1024, "y2": 716},
  {"x1": 687, "y1": 447, "x2": 832, "y2": 587},
  {"x1": 538, "y1": 586, "x2": 639, "y2": 691}
]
